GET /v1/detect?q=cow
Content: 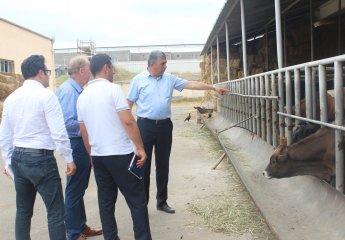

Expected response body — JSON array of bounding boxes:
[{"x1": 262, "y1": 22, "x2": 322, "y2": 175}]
[
  {"x1": 290, "y1": 88, "x2": 345, "y2": 119},
  {"x1": 262, "y1": 127, "x2": 343, "y2": 182},
  {"x1": 292, "y1": 121, "x2": 320, "y2": 143}
]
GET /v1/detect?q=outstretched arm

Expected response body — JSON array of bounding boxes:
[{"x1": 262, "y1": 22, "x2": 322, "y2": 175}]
[{"x1": 184, "y1": 81, "x2": 230, "y2": 95}]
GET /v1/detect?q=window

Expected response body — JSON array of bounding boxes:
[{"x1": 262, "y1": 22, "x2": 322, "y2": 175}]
[{"x1": 0, "y1": 59, "x2": 15, "y2": 73}]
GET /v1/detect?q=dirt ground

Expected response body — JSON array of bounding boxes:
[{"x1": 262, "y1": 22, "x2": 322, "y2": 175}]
[{"x1": 0, "y1": 101, "x2": 275, "y2": 240}]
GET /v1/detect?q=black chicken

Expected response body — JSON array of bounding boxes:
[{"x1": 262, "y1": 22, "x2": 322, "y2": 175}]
[{"x1": 184, "y1": 113, "x2": 191, "y2": 122}]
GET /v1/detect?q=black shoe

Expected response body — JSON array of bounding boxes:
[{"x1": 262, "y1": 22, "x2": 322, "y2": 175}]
[{"x1": 157, "y1": 203, "x2": 175, "y2": 214}]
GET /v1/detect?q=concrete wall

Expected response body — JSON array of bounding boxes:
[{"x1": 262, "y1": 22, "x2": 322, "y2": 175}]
[{"x1": 0, "y1": 18, "x2": 55, "y2": 90}]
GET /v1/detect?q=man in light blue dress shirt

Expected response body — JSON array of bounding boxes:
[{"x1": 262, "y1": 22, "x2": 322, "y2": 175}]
[
  {"x1": 127, "y1": 50, "x2": 229, "y2": 214},
  {"x1": 56, "y1": 55, "x2": 102, "y2": 240}
]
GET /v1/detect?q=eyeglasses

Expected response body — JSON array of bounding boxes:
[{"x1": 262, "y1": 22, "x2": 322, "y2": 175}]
[{"x1": 43, "y1": 69, "x2": 51, "y2": 76}]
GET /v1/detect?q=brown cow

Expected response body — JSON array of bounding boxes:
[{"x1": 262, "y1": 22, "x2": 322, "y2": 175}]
[
  {"x1": 262, "y1": 127, "x2": 341, "y2": 182},
  {"x1": 290, "y1": 88, "x2": 345, "y2": 119}
]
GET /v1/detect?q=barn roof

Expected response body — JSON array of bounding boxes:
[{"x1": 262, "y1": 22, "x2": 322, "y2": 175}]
[{"x1": 201, "y1": 0, "x2": 328, "y2": 55}]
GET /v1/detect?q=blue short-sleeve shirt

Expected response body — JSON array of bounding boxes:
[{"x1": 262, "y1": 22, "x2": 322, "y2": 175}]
[{"x1": 127, "y1": 70, "x2": 187, "y2": 120}]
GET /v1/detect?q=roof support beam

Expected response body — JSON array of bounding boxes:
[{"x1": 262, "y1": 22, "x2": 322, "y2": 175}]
[
  {"x1": 225, "y1": 21, "x2": 230, "y2": 81},
  {"x1": 275, "y1": 0, "x2": 285, "y2": 138},
  {"x1": 240, "y1": 0, "x2": 248, "y2": 77},
  {"x1": 217, "y1": 36, "x2": 220, "y2": 83},
  {"x1": 274, "y1": 0, "x2": 283, "y2": 69},
  {"x1": 211, "y1": 46, "x2": 214, "y2": 85}
]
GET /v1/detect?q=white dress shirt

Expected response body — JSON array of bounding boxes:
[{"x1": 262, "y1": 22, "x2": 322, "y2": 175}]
[
  {"x1": 77, "y1": 78, "x2": 133, "y2": 156},
  {"x1": 0, "y1": 80, "x2": 73, "y2": 165}
]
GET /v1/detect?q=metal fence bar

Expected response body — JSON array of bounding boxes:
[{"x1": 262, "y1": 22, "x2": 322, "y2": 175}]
[
  {"x1": 240, "y1": 81, "x2": 244, "y2": 127},
  {"x1": 216, "y1": 55, "x2": 345, "y2": 85},
  {"x1": 278, "y1": 112, "x2": 345, "y2": 131},
  {"x1": 260, "y1": 76, "x2": 266, "y2": 140},
  {"x1": 319, "y1": 65, "x2": 328, "y2": 123},
  {"x1": 251, "y1": 77, "x2": 256, "y2": 134},
  {"x1": 294, "y1": 68, "x2": 301, "y2": 125},
  {"x1": 255, "y1": 76, "x2": 261, "y2": 136},
  {"x1": 334, "y1": 61, "x2": 344, "y2": 192},
  {"x1": 225, "y1": 93, "x2": 279, "y2": 100},
  {"x1": 278, "y1": 71, "x2": 285, "y2": 139},
  {"x1": 285, "y1": 70, "x2": 292, "y2": 145},
  {"x1": 272, "y1": 73, "x2": 279, "y2": 147},
  {"x1": 305, "y1": 66, "x2": 312, "y2": 119},
  {"x1": 265, "y1": 74, "x2": 272, "y2": 145}
]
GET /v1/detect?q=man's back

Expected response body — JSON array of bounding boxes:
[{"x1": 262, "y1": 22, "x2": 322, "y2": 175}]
[
  {"x1": 4, "y1": 80, "x2": 55, "y2": 145},
  {"x1": 77, "y1": 78, "x2": 132, "y2": 156}
]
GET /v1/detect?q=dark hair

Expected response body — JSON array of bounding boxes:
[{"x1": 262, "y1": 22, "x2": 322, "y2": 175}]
[
  {"x1": 21, "y1": 55, "x2": 46, "y2": 80},
  {"x1": 147, "y1": 50, "x2": 166, "y2": 67},
  {"x1": 90, "y1": 53, "x2": 112, "y2": 76}
]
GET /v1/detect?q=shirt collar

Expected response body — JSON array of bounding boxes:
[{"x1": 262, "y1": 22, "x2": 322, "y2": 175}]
[
  {"x1": 23, "y1": 79, "x2": 45, "y2": 88},
  {"x1": 88, "y1": 78, "x2": 109, "y2": 85},
  {"x1": 67, "y1": 78, "x2": 83, "y2": 94},
  {"x1": 146, "y1": 69, "x2": 163, "y2": 80}
]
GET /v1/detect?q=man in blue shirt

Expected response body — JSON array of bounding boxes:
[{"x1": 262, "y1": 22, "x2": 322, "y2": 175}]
[
  {"x1": 127, "y1": 50, "x2": 229, "y2": 214},
  {"x1": 56, "y1": 55, "x2": 102, "y2": 240}
]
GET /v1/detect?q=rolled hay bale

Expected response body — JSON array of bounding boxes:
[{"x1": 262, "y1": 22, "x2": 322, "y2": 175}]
[
  {"x1": 0, "y1": 74, "x2": 23, "y2": 101},
  {"x1": 0, "y1": 101, "x2": 3, "y2": 119},
  {"x1": 0, "y1": 73, "x2": 23, "y2": 86},
  {"x1": 231, "y1": 59, "x2": 241, "y2": 69},
  {"x1": 0, "y1": 82, "x2": 15, "y2": 101}
]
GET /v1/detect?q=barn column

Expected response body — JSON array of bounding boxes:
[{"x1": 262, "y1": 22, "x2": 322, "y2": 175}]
[
  {"x1": 225, "y1": 21, "x2": 230, "y2": 82},
  {"x1": 217, "y1": 36, "x2": 220, "y2": 83},
  {"x1": 274, "y1": 0, "x2": 285, "y2": 139},
  {"x1": 210, "y1": 47, "x2": 214, "y2": 85},
  {"x1": 240, "y1": 0, "x2": 248, "y2": 77},
  {"x1": 309, "y1": 0, "x2": 314, "y2": 61}
]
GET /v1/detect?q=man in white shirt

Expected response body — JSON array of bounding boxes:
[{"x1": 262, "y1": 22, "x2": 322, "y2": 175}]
[
  {"x1": 56, "y1": 55, "x2": 102, "y2": 240},
  {"x1": 0, "y1": 55, "x2": 77, "y2": 240},
  {"x1": 77, "y1": 53, "x2": 151, "y2": 240}
]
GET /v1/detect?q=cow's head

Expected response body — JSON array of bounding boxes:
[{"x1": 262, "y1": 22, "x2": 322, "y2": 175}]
[{"x1": 263, "y1": 138, "x2": 292, "y2": 178}]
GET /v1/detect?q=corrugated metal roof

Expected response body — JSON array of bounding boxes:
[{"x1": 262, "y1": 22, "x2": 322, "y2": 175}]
[{"x1": 201, "y1": 0, "x2": 327, "y2": 55}]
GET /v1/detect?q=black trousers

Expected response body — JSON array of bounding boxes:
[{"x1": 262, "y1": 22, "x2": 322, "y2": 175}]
[
  {"x1": 137, "y1": 117, "x2": 173, "y2": 206},
  {"x1": 92, "y1": 153, "x2": 151, "y2": 240}
]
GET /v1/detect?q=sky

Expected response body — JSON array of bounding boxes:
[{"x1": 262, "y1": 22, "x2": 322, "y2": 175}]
[{"x1": 1, "y1": 0, "x2": 226, "y2": 49}]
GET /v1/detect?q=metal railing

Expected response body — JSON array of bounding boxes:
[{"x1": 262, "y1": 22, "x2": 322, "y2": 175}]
[{"x1": 215, "y1": 54, "x2": 345, "y2": 192}]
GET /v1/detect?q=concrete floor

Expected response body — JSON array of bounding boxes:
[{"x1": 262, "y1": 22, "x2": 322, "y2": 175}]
[{"x1": 0, "y1": 102, "x2": 271, "y2": 240}]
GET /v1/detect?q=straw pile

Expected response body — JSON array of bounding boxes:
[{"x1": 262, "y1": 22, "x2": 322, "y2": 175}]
[{"x1": 0, "y1": 73, "x2": 23, "y2": 117}]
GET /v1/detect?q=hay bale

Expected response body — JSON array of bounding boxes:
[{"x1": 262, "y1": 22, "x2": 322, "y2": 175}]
[
  {"x1": 0, "y1": 82, "x2": 15, "y2": 101},
  {"x1": 0, "y1": 74, "x2": 23, "y2": 100}
]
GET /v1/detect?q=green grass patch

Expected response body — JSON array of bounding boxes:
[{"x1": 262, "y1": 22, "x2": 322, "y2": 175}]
[
  {"x1": 55, "y1": 75, "x2": 68, "y2": 88},
  {"x1": 114, "y1": 66, "x2": 137, "y2": 82}
]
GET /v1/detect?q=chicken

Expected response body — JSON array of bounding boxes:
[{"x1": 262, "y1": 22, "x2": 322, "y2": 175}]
[{"x1": 184, "y1": 113, "x2": 191, "y2": 122}]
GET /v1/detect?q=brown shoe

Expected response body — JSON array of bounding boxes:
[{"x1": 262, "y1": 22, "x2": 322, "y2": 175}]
[
  {"x1": 77, "y1": 234, "x2": 87, "y2": 240},
  {"x1": 82, "y1": 225, "x2": 103, "y2": 237}
]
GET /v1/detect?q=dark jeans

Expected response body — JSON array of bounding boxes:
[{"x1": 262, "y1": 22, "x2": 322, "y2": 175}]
[
  {"x1": 137, "y1": 118, "x2": 173, "y2": 206},
  {"x1": 65, "y1": 137, "x2": 91, "y2": 240},
  {"x1": 92, "y1": 153, "x2": 151, "y2": 240},
  {"x1": 11, "y1": 149, "x2": 66, "y2": 240}
]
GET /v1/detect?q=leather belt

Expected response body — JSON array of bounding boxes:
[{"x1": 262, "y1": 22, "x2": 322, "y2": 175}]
[
  {"x1": 14, "y1": 147, "x2": 54, "y2": 156},
  {"x1": 138, "y1": 117, "x2": 170, "y2": 125}
]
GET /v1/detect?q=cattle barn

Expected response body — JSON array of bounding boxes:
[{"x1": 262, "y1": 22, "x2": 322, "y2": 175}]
[{"x1": 200, "y1": 0, "x2": 345, "y2": 239}]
